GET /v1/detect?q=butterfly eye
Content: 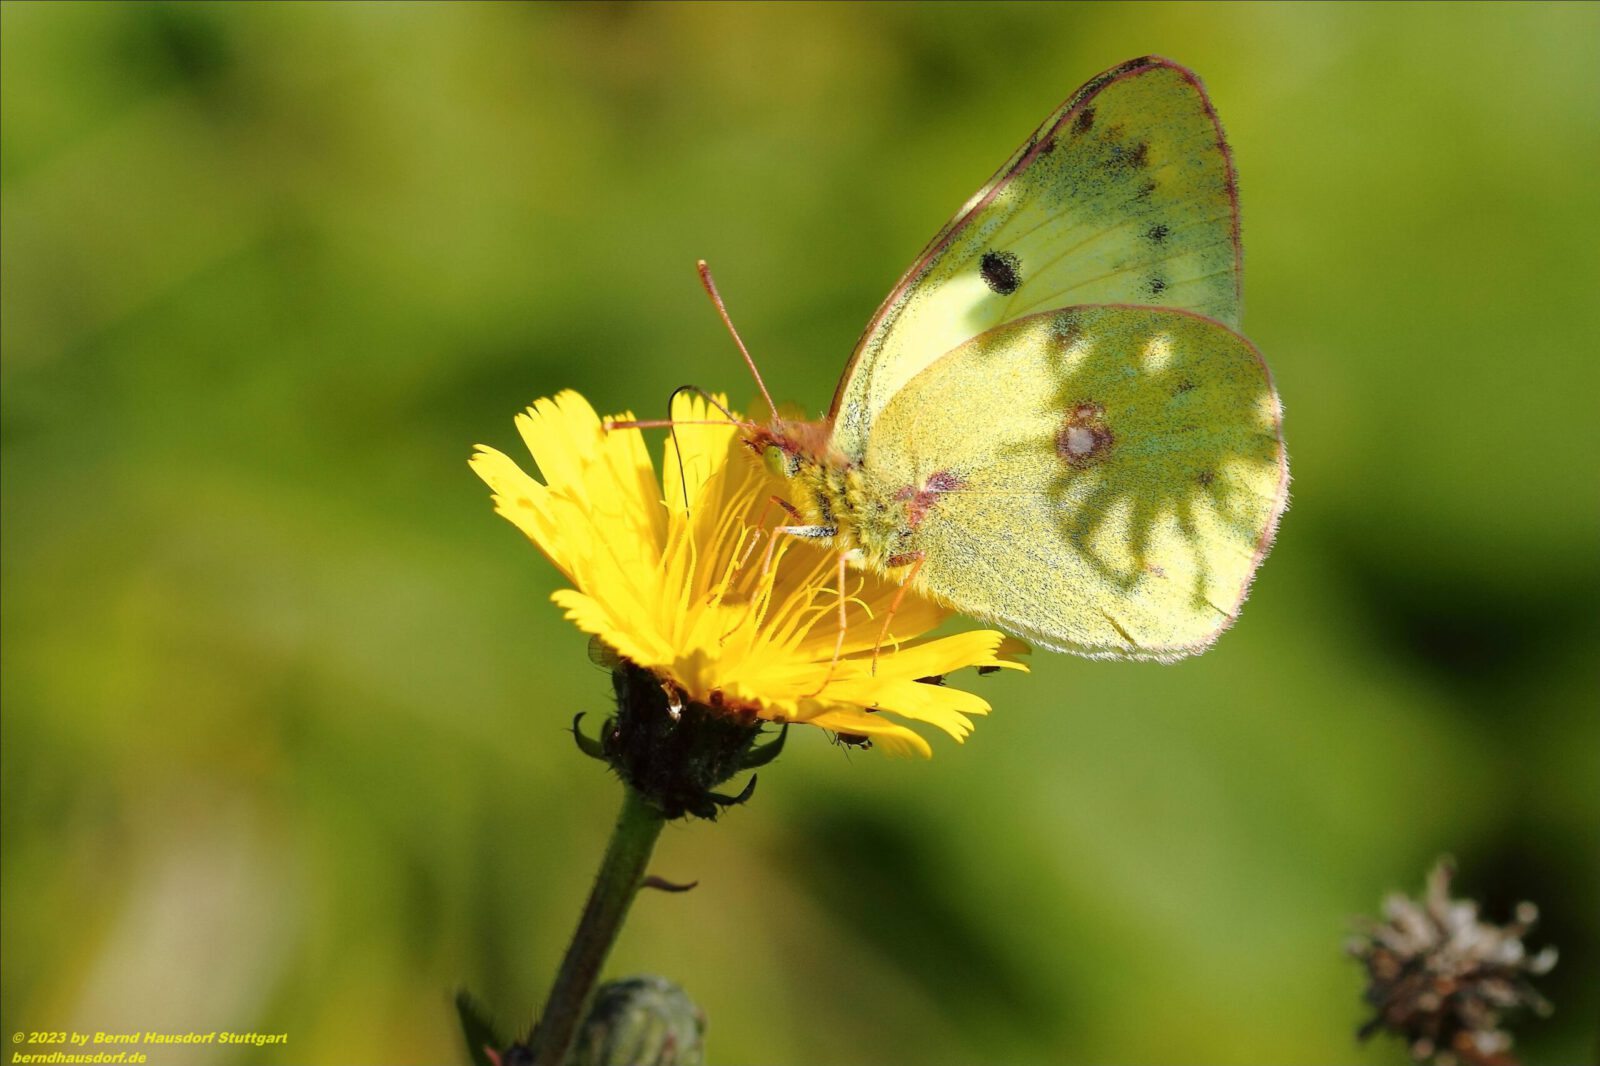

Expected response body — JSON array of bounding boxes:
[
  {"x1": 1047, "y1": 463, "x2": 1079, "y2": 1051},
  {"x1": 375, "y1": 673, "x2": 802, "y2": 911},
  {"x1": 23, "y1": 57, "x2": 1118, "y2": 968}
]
[{"x1": 762, "y1": 445, "x2": 795, "y2": 479}]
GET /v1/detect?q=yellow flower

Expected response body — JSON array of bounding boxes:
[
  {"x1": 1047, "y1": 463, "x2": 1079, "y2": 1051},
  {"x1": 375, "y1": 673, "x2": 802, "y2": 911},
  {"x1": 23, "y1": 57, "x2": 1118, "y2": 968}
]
[{"x1": 470, "y1": 390, "x2": 1027, "y2": 757}]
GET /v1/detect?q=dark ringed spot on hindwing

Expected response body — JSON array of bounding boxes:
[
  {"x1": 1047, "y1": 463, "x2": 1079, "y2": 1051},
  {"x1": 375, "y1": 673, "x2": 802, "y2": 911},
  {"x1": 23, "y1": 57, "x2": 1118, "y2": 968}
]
[
  {"x1": 1197, "y1": 469, "x2": 1216, "y2": 487},
  {"x1": 1057, "y1": 401, "x2": 1114, "y2": 469},
  {"x1": 1146, "y1": 276, "x2": 1168, "y2": 297},
  {"x1": 1146, "y1": 223, "x2": 1170, "y2": 243},
  {"x1": 979, "y1": 250, "x2": 1021, "y2": 295},
  {"x1": 1072, "y1": 107, "x2": 1095, "y2": 136}
]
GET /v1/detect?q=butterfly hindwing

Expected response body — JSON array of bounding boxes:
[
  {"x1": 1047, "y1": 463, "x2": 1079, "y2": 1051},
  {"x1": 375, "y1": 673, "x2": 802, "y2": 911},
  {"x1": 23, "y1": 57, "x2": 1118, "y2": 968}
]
[
  {"x1": 830, "y1": 56, "x2": 1242, "y2": 462},
  {"x1": 859, "y1": 305, "x2": 1286, "y2": 659}
]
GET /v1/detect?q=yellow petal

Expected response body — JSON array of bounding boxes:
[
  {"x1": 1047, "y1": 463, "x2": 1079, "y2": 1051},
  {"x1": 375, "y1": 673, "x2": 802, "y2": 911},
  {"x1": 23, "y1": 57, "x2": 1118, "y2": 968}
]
[{"x1": 474, "y1": 391, "x2": 1032, "y2": 757}]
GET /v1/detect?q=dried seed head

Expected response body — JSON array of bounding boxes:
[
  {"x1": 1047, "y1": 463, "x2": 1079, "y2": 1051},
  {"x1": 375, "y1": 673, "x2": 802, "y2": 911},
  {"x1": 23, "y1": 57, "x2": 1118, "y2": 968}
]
[{"x1": 1349, "y1": 859, "x2": 1557, "y2": 1066}]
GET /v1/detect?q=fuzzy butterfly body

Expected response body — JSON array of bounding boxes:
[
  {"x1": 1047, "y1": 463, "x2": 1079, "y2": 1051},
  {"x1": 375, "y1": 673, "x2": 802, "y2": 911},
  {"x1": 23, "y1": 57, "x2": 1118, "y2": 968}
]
[{"x1": 761, "y1": 56, "x2": 1287, "y2": 660}]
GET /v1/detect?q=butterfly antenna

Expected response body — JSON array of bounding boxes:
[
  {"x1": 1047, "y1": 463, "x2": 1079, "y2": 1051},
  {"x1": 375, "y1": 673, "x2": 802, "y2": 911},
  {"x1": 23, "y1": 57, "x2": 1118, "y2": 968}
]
[
  {"x1": 698, "y1": 259, "x2": 780, "y2": 423},
  {"x1": 662, "y1": 384, "x2": 724, "y2": 513},
  {"x1": 603, "y1": 382, "x2": 757, "y2": 434},
  {"x1": 672, "y1": 383, "x2": 743, "y2": 427}
]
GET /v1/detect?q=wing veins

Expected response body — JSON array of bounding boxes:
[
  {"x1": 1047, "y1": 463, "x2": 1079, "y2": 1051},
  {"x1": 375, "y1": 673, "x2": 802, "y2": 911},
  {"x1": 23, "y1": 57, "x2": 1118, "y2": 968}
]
[
  {"x1": 1005, "y1": 265, "x2": 1236, "y2": 320},
  {"x1": 989, "y1": 206, "x2": 1239, "y2": 321}
]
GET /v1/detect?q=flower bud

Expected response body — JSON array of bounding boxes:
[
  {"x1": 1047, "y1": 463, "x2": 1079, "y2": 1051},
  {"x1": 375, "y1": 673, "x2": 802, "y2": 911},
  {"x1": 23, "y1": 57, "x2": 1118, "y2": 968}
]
[{"x1": 569, "y1": 975, "x2": 706, "y2": 1066}]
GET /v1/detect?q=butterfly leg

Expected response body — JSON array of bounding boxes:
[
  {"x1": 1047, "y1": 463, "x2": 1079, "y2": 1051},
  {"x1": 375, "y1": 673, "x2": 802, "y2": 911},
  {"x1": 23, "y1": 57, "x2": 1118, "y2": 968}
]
[
  {"x1": 730, "y1": 495, "x2": 798, "y2": 575},
  {"x1": 872, "y1": 552, "x2": 926, "y2": 675},
  {"x1": 762, "y1": 521, "x2": 835, "y2": 581}
]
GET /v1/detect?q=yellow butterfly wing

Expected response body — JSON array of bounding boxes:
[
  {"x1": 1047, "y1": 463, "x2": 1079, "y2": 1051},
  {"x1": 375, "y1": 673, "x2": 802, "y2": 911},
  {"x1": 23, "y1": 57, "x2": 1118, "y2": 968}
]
[
  {"x1": 860, "y1": 306, "x2": 1287, "y2": 660},
  {"x1": 830, "y1": 56, "x2": 1242, "y2": 462}
]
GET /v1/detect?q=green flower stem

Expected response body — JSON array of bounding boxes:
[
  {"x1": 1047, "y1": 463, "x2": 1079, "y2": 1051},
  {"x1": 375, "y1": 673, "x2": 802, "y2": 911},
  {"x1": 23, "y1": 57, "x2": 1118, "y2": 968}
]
[{"x1": 528, "y1": 786, "x2": 666, "y2": 1066}]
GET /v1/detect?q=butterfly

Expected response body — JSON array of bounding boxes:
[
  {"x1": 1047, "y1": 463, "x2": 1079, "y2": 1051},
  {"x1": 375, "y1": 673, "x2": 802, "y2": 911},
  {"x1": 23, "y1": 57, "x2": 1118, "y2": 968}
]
[{"x1": 739, "y1": 55, "x2": 1289, "y2": 661}]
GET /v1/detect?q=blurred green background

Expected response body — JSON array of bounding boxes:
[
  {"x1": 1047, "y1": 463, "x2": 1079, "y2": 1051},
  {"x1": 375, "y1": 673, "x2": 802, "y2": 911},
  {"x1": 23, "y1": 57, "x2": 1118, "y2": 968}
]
[{"x1": 3, "y1": 3, "x2": 1596, "y2": 1063}]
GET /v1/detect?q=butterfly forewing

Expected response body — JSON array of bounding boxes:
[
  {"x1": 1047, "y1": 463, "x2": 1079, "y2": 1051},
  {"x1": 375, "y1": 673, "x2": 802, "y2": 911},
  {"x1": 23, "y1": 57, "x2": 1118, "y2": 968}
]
[
  {"x1": 860, "y1": 306, "x2": 1286, "y2": 660},
  {"x1": 830, "y1": 56, "x2": 1242, "y2": 462}
]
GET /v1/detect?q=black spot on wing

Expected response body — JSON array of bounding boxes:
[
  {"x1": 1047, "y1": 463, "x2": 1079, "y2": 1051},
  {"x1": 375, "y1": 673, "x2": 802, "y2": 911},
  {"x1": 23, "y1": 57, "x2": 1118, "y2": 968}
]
[
  {"x1": 1146, "y1": 276, "x2": 1168, "y2": 297},
  {"x1": 1072, "y1": 106, "x2": 1095, "y2": 136},
  {"x1": 1146, "y1": 223, "x2": 1170, "y2": 243},
  {"x1": 980, "y1": 250, "x2": 1022, "y2": 295},
  {"x1": 1134, "y1": 179, "x2": 1158, "y2": 202}
]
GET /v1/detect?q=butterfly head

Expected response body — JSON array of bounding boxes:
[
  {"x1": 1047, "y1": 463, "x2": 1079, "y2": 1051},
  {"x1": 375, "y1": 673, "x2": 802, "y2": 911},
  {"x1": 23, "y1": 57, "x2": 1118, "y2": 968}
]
[{"x1": 743, "y1": 415, "x2": 834, "y2": 476}]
